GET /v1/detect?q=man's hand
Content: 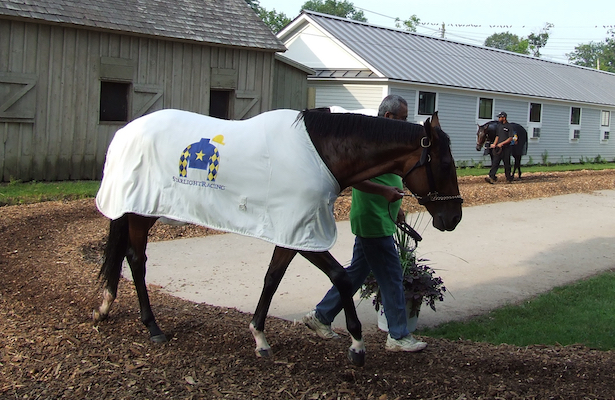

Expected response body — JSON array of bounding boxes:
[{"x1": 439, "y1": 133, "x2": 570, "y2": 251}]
[{"x1": 383, "y1": 186, "x2": 405, "y2": 203}]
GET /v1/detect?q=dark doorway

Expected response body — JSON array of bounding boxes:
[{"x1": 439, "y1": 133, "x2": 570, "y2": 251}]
[{"x1": 210, "y1": 90, "x2": 231, "y2": 119}]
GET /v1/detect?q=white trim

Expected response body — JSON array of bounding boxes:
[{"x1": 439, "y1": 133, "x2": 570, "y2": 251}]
[{"x1": 414, "y1": 90, "x2": 438, "y2": 122}]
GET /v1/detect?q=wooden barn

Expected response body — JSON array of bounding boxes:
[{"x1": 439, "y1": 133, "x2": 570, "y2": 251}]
[{"x1": 0, "y1": 0, "x2": 309, "y2": 182}]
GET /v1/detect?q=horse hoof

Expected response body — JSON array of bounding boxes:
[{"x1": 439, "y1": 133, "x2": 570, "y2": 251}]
[
  {"x1": 347, "y1": 348, "x2": 365, "y2": 367},
  {"x1": 150, "y1": 334, "x2": 168, "y2": 343},
  {"x1": 92, "y1": 310, "x2": 107, "y2": 323},
  {"x1": 255, "y1": 348, "x2": 272, "y2": 358}
]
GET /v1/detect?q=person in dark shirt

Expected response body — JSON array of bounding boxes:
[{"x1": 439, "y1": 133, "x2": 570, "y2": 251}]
[{"x1": 485, "y1": 111, "x2": 514, "y2": 184}]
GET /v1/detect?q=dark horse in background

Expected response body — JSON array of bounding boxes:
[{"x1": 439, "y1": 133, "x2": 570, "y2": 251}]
[
  {"x1": 92, "y1": 108, "x2": 463, "y2": 367},
  {"x1": 476, "y1": 121, "x2": 528, "y2": 179}
]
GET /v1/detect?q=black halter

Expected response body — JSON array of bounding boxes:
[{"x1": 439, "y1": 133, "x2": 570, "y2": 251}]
[
  {"x1": 401, "y1": 131, "x2": 464, "y2": 206},
  {"x1": 388, "y1": 130, "x2": 463, "y2": 246}
]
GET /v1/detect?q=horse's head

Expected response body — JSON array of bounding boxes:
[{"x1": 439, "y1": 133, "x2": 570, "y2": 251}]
[
  {"x1": 476, "y1": 121, "x2": 496, "y2": 151},
  {"x1": 476, "y1": 123, "x2": 488, "y2": 151},
  {"x1": 402, "y1": 112, "x2": 462, "y2": 232}
]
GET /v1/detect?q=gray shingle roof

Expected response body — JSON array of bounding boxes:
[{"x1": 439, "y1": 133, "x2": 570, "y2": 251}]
[
  {"x1": 302, "y1": 11, "x2": 615, "y2": 107},
  {"x1": 0, "y1": 0, "x2": 286, "y2": 51}
]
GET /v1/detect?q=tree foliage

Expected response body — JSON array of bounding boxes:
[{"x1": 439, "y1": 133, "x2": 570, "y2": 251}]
[
  {"x1": 484, "y1": 23, "x2": 552, "y2": 57},
  {"x1": 567, "y1": 30, "x2": 615, "y2": 72},
  {"x1": 301, "y1": 0, "x2": 367, "y2": 22},
  {"x1": 395, "y1": 15, "x2": 421, "y2": 32},
  {"x1": 244, "y1": 0, "x2": 291, "y2": 33},
  {"x1": 527, "y1": 23, "x2": 553, "y2": 57},
  {"x1": 484, "y1": 32, "x2": 530, "y2": 55},
  {"x1": 257, "y1": 8, "x2": 292, "y2": 33}
]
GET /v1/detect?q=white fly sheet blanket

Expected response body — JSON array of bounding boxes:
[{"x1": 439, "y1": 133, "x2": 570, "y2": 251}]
[{"x1": 96, "y1": 109, "x2": 340, "y2": 251}]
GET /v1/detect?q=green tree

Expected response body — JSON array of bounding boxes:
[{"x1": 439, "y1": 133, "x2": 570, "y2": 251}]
[
  {"x1": 484, "y1": 32, "x2": 530, "y2": 55},
  {"x1": 567, "y1": 42, "x2": 605, "y2": 68},
  {"x1": 244, "y1": 0, "x2": 291, "y2": 33},
  {"x1": 567, "y1": 30, "x2": 615, "y2": 72},
  {"x1": 301, "y1": 0, "x2": 367, "y2": 22},
  {"x1": 258, "y1": 8, "x2": 292, "y2": 33},
  {"x1": 527, "y1": 22, "x2": 553, "y2": 57},
  {"x1": 602, "y1": 30, "x2": 615, "y2": 72},
  {"x1": 395, "y1": 14, "x2": 420, "y2": 32},
  {"x1": 245, "y1": 0, "x2": 260, "y2": 11}
]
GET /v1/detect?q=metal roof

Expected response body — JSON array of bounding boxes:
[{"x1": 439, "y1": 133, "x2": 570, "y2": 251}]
[
  {"x1": 300, "y1": 11, "x2": 615, "y2": 107},
  {"x1": 0, "y1": 0, "x2": 286, "y2": 51}
]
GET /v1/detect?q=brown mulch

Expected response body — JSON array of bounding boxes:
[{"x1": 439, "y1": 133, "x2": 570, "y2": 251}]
[{"x1": 1, "y1": 169, "x2": 615, "y2": 399}]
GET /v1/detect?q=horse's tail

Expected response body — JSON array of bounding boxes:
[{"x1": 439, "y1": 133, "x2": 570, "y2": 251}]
[{"x1": 98, "y1": 214, "x2": 130, "y2": 290}]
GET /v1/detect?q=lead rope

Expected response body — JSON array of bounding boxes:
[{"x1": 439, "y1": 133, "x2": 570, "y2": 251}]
[{"x1": 388, "y1": 201, "x2": 422, "y2": 244}]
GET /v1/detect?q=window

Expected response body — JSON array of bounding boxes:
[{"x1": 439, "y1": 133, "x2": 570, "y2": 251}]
[
  {"x1": 529, "y1": 103, "x2": 542, "y2": 122},
  {"x1": 478, "y1": 98, "x2": 493, "y2": 119},
  {"x1": 601, "y1": 110, "x2": 611, "y2": 127},
  {"x1": 100, "y1": 81, "x2": 130, "y2": 122},
  {"x1": 418, "y1": 91, "x2": 436, "y2": 115},
  {"x1": 210, "y1": 90, "x2": 231, "y2": 119},
  {"x1": 570, "y1": 107, "x2": 581, "y2": 125},
  {"x1": 603, "y1": 131, "x2": 610, "y2": 140}
]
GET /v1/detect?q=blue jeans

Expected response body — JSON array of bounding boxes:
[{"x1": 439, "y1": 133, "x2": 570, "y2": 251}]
[{"x1": 314, "y1": 235, "x2": 409, "y2": 339}]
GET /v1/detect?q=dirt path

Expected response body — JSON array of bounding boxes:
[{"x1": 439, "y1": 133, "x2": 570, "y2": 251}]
[{"x1": 1, "y1": 169, "x2": 615, "y2": 399}]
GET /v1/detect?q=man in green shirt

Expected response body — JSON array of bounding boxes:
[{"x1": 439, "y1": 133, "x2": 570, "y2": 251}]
[{"x1": 303, "y1": 95, "x2": 427, "y2": 352}]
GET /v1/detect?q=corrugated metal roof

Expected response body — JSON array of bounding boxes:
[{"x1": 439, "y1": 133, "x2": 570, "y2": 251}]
[
  {"x1": 302, "y1": 11, "x2": 615, "y2": 107},
  {"x1": 0, "y1": 0, "x2": 286, "y2": 51}
]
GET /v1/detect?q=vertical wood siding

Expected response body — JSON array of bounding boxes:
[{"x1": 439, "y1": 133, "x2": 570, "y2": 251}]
[
  {"x1": 271, "y1": 59, "x2": 309, "y2": 111},
  {"x1": 0, "y1": 19, "x2": 276, "y2": 181}
]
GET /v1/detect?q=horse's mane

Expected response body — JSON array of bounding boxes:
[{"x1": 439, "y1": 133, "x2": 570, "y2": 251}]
[
  {"x1": 300, "y1": 108, "x2": 453, "y2": 171},
  {"x1": 298, "y1": 108, "x2": 426, "y2": 145}
]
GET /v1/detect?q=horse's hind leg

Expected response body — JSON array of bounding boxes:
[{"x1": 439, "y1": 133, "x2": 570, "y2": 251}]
[
  {"x1": 300, "y1": 251, "x2": 365, "y2": 367},
  {"x1": 513, "y1": 155, "x2": 522, "y2": 179},
  {"x1": 124, "y1": 215, "x2": 167, "y2": 343},
  {"x1": 94, "y1": 215, "x2": 130, "y2": 323},
  {"x1": 250, "y1": 246, "x2": 297, "y2": 358}
]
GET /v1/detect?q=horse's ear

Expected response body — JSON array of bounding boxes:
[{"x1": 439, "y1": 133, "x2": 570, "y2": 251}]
[{"x1": 430, "y1": 111, "x2": 441, "y2": 128}]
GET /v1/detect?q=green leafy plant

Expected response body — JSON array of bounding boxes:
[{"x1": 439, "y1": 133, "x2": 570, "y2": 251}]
[
  {"x1": 359, "y1": 226, "x2": 447, "y2": 314},
  {"x1": 541, "y1": 150, "x2": 549, "y2": 165}
]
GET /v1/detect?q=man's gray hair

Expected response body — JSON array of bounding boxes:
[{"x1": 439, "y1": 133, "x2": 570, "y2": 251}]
[{"x1": 378, "y1": 94, "x2": 408, "y2": 117}]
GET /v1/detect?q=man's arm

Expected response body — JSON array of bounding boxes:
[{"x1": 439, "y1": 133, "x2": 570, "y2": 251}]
[{"x1": 353, "y1": 180, "x2": 404, "y2": 203}]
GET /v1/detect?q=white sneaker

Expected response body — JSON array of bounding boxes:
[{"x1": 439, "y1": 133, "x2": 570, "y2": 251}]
[
  {"x1": 385, "y1": 334, "x2": 427, "y2": 352},
  {"x1": 303, "y1": 310, "x2": 340, "y2": 339}
]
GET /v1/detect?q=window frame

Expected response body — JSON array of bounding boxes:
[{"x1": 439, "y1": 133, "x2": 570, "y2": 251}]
[
  {"x1": 417, "y1": 91, "x2": 437, "y2": 116},
  {"x1": 477, "y1": 97, "x2": 493, "y2": 120},
  {"x1": 527, "y1": 102, "x2": 542, "y2": 141},
  {"x1": 601, "y1": 110, "x2": 611, "y2": 127},
  {"x1": 99, "y1": 80, "x2": 131, "y2": 123},
  {"x1": 570, "y1": 107, "x2": 581, "y2": 125}
]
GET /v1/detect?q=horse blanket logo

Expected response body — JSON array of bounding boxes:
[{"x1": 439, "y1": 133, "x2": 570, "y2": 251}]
[
  {"x1": 96, "y1": 109, "x2": 340, "y2": 251},
  {"x1": 179, "y1": 135, "x2": 225, "y2": 181}
]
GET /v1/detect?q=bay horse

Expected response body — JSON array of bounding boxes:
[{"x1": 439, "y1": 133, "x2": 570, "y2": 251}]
[
  {"x1": 476, "y1": 121, "x2": 528, "y2": 179},
  {"x1": 93, "y1": 108, "x2": 463, "y2": 367}
]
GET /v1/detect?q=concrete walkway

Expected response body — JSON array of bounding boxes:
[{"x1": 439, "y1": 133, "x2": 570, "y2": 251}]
[{"x1": 128, "y1": 190, "x2": 615, "y2": 331}]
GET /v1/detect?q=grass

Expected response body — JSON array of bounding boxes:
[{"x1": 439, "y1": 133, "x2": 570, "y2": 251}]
[
  {"x1": 419, "y1": 271, "x2": 615, "y2": 350},
  {"x1": 1, "y1": 162, "x2": 614, "y2": 205},
  {"x1": 456, "y1": 162, "x2": 615, "y2": 177},
  {"x1": 0, "y1": 180, "x2": 100, "y2": 206}
]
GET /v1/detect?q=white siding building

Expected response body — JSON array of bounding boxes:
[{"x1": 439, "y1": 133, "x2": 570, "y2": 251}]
[{"x1": 278, "y1": 11, "x2": 615, "y2": 165}]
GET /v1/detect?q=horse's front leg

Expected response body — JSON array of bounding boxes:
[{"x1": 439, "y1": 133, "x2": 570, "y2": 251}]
[
  {"x1": 126, "y1": 215, "x2": 167, "y2": 343},
  {"x1": 300, "y1": 251, "x2": 365, "y2": 367},
  {"x1": 250, "y1": 246, "x2": 297, "y2": 357}
]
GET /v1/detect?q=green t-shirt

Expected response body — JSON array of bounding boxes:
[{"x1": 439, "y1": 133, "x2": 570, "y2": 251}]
[{"x1": 350, "y1": 173, "x2": 403, "y2": 238}]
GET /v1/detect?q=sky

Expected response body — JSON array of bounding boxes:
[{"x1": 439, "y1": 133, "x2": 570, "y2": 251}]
[{"x1": 258, "y1": 0, "x2": 614, "y2": 64}]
